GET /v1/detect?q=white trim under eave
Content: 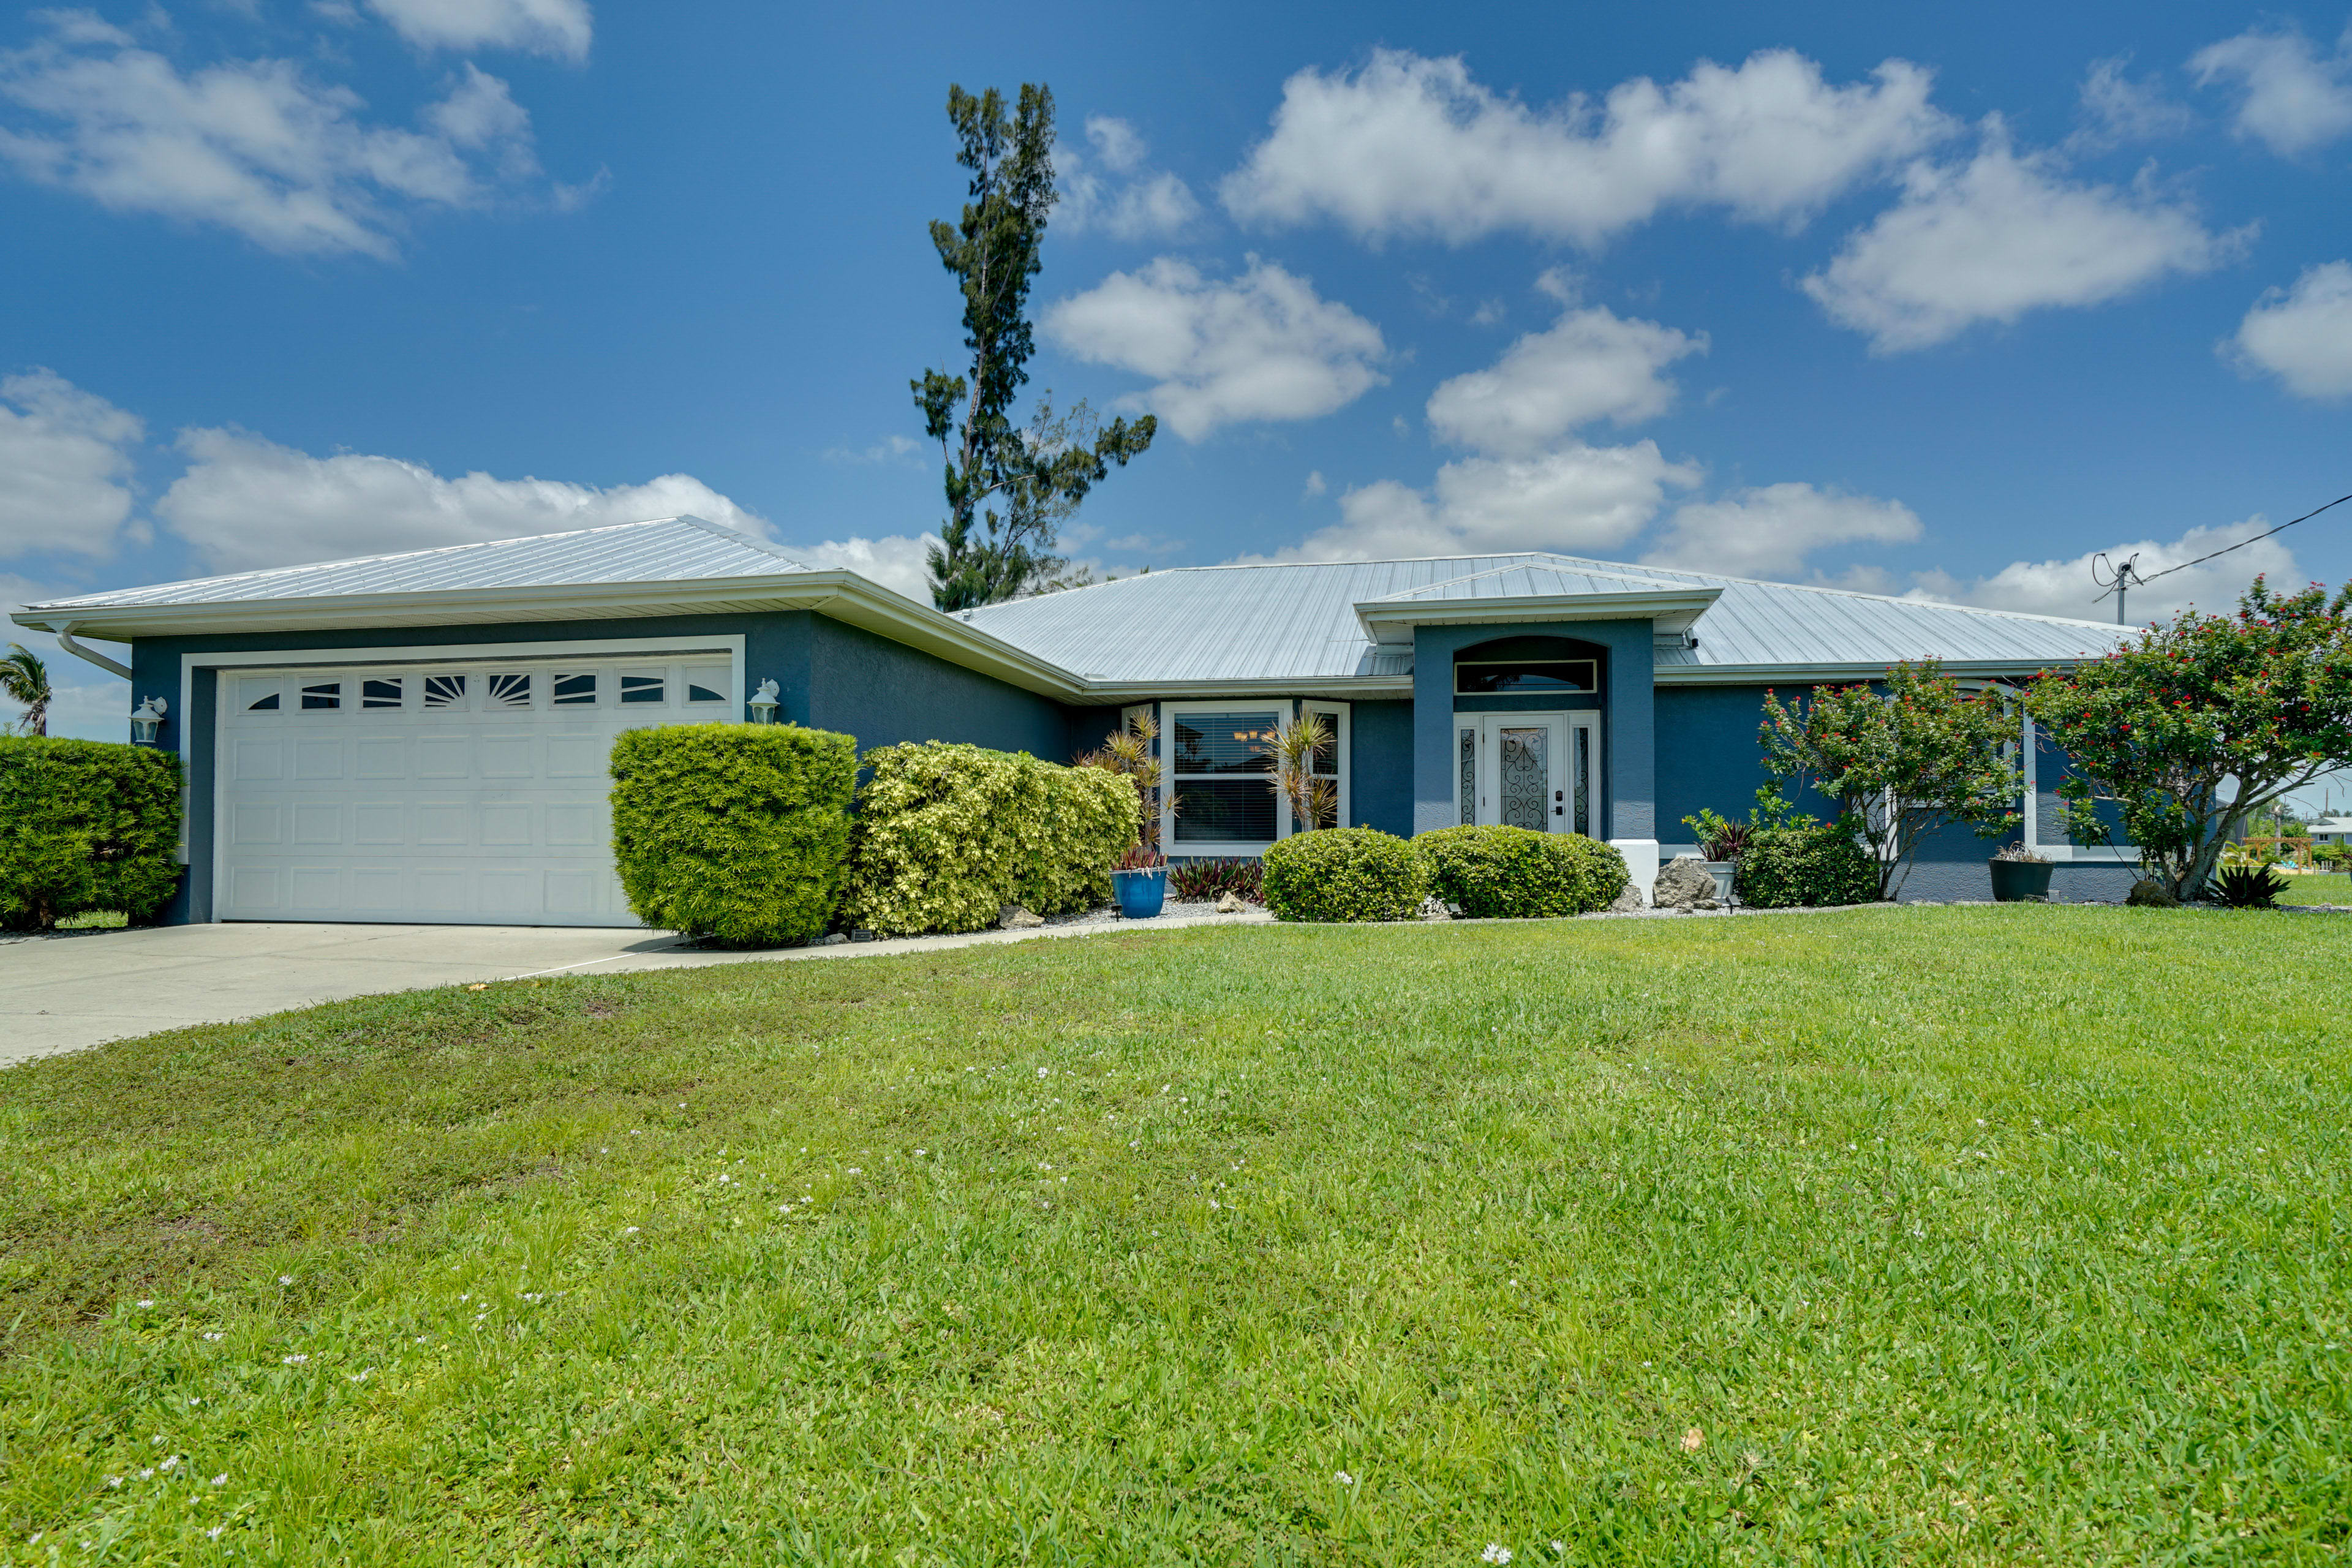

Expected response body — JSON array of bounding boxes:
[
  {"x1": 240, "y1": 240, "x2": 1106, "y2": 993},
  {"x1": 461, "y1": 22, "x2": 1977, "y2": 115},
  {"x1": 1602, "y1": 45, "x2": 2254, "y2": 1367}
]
[
  {"x1": 1354, "y1": 588, "x2": 1720, "y2": 647},
  {"x1": 1653, "y1": 660, "x2": 2087, "y2": 685}
]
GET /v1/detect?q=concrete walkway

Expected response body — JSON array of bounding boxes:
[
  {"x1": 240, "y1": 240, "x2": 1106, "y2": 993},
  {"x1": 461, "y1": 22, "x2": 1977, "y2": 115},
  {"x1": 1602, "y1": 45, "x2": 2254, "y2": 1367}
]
[{"x1": 0, "y1": 910, "x2": 1275, "y2": 1068}]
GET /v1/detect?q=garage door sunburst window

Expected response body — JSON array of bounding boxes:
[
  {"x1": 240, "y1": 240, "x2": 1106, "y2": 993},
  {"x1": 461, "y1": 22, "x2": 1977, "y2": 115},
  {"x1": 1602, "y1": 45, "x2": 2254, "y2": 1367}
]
[{"x1": 486, "y1": 673, "x2": 532, "y2": 710}]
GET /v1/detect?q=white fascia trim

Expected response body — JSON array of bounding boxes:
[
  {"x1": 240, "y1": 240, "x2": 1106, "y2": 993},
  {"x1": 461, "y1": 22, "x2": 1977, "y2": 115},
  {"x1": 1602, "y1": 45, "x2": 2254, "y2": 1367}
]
[
  {"x1": 26, "y1": 573, "x2": 1088, "y2": 703},
  {"x1": 1654, "y1": 659, "x2": 2084, "y2": 685},
  {"x1": 1355, "y1": 589, "x2": 1720, "y2": 647},
  {"x1": 1084, "y1": 676, "x2": 1412, "y2": 702}
]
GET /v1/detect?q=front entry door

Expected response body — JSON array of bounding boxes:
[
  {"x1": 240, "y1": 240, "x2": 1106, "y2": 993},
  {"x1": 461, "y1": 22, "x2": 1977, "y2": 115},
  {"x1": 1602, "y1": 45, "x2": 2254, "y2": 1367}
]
[{"x1": 1458, "y1": 713, "x2": 1601, "y2": 836}]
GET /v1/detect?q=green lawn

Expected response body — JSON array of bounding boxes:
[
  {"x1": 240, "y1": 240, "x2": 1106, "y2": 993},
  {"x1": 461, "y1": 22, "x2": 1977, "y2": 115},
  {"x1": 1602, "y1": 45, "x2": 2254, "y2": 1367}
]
[
  {"x1": 4, "y1": 908, "x2": 2348, "y2": 1565},
  {"x1": 2275, "y1": 872, "x2": 2352, "y2": 906}
]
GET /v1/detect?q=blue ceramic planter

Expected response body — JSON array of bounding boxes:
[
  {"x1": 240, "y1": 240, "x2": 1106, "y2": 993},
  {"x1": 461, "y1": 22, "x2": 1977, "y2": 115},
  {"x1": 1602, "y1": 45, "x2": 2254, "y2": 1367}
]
[{"x1": 1112, "y1": 867, "x2": 1167, "y2": 919}]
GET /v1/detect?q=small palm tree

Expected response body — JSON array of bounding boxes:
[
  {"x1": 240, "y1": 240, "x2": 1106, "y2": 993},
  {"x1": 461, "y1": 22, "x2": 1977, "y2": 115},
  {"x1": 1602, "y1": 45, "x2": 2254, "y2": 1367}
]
[{"x1": 0, "y1": 643, "x2": 49, "y2": 737}]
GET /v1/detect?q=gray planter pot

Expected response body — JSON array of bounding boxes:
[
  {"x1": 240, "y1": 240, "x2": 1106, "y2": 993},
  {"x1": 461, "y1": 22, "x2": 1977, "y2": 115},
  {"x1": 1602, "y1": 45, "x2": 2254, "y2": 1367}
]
[
  {"x1": 1704, "y1": 861, "x2": 1738, "y2": 906},
  {"x1": 1988, "y1": 859, "x2": 2054, "y2": 902}
]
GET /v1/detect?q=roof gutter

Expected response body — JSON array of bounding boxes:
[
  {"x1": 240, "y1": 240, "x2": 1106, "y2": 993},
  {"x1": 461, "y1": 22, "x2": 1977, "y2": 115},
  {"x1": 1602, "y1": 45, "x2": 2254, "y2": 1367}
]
[{"x1": 52, "y1": 624, "x2": 132, "y2": 681}]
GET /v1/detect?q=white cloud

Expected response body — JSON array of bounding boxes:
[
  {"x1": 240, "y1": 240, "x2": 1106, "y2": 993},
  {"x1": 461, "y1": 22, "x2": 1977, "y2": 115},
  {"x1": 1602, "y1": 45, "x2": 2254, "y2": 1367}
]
[
  {"x1": 1643, "y1": 482, "x2": 1921, "y2": 578},
  {"x1": 821, "y1": 434, "x2": 922, "y2": 466},
  {"x1": 1042, "y1": 256, "x2": 1387, "y2": 440},
  {"x1": 1265, "y1": 442, "x2": 1699, "y2": 562},
  {"x1": 363, "y1": 0, "x2": 593, "y2": 61},
  {"x1": 1909, "y1": 522, "x2": 2301, "y2": 624},
  {"x1": 0, "y1": 369, "x2": 143, "y2": 559},
  {"x1": 2070, "y1": 57, "x2": 2195, "y2": 151},
  {"x1": 155, "y1": 427, "x2": 771, "y2": 573},
  {"x1": 781, "y1": 533, "x2": 937, "y2": 605},
  {"x1": 2190, "y1": 21, "x2": 2352, "y2": 157},
  {"x1": 1426, "y1": 303, "x2": 1706, "y2": 456},
  {"x1": 2228, "y1": 260, "x2": 2352, "y2": 398},
  {"x1": 0, "y1": 12, "x2": 548, "y2": 257},
  {"x1": 1220, "y1": 47, "x2": 1950, "y2": 246},
  {"x1": 1803, "y1": 123, "x2": 2244, "y2": 352},
  {"x1": 1058, "y1": 116, "x2": 1200, "y2": 241}
]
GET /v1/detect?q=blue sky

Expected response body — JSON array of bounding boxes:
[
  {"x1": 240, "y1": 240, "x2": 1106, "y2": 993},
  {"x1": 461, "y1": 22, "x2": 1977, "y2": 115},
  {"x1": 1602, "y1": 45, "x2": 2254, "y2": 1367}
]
[{"x1": 4, "y1": 0, "x2": 2351, "y2": 751}]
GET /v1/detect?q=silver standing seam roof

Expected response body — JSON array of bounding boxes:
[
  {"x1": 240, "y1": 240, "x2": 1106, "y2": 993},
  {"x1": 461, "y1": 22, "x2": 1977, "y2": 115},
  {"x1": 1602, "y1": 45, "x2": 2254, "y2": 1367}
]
[
  {"x1": 14, "y1": 518, "x2": 2131, "y2": 689},
  {"x1": 23, "y1": 516, "x2": 812, "y2": 610},
  {"x1": 962, "y1": 554, "x2": 2129, "y2": 683}
]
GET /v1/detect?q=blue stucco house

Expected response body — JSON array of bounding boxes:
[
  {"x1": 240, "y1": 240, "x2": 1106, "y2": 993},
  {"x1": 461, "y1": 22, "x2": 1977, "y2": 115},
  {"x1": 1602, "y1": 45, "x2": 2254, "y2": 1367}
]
[{"x1": 11, "y1": 514, "x2": 2141, "y2": 926}]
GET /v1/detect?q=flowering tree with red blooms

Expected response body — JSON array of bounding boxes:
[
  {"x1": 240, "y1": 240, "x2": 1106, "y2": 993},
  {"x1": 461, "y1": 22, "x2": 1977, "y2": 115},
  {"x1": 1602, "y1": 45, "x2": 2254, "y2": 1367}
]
[
  {"x1": 2028, "y1": 576, "x2": 2352, "y2": 902},
  {"x1": 1759, "y1": 659, "x2": 2022, "y2": 900}
]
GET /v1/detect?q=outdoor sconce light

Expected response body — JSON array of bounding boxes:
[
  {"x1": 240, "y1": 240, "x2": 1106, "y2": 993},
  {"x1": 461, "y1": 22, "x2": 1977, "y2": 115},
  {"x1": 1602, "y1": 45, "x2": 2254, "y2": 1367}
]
[
  {"x1": 747, "y1": 679, "x2": 780, "y2": 725},
  {"x1": 130, "y1": 696, "x2": 168, "y2": 744}
]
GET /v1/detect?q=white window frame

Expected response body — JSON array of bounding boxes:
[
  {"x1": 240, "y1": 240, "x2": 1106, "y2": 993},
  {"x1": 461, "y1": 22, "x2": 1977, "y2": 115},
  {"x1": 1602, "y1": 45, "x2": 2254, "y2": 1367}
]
[
  {"x1": 2021, "y1": 711, "x2": 2138, "y2": 863},
  {"x1": 1156, "y1": 698, "x2": 1350, "y2": 856},
  {"x1": 1303, "y1": 699, "x2": 1351, "y2": 831}
]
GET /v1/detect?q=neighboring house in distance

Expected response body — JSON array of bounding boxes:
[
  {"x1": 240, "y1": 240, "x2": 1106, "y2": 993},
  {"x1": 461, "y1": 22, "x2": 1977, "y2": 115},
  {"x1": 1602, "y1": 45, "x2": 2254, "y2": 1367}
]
[
  {"x1": 2305, "y1": 816, "x2": 2352, "y2": 846},
  {"x1": 10, "y1": 514, "x2": 2140, "y2": 927}
]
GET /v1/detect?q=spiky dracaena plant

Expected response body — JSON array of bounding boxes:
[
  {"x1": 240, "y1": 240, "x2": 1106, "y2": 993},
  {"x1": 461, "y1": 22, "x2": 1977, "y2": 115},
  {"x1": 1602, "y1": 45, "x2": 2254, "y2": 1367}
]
[
  {"x1": 1260, "y1": 712, "x2": 1337, "y2": 833},
  {"x1": 1076, "y1": 712, "x2": 1167, "y2": 862}
]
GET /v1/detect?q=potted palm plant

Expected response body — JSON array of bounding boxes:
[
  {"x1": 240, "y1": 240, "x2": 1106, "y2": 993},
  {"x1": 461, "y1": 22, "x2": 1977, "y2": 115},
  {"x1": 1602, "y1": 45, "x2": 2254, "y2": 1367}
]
[{"x1": 1079, "y1": 715, "x2": 1170, "y2": 919}]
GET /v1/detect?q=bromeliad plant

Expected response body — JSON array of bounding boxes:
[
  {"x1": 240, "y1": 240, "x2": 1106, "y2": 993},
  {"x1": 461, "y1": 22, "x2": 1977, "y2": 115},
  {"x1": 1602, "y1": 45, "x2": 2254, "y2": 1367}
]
[
  {"x1": 2029, "y1": 577, "x2": 2352, "y2": 903},
  {"x1": 1681, "y1": 808, "x2": 1754, "y2": 862},
  {"x1": 1760, "y1": 659, "x2": 2022, "y2": 900}
]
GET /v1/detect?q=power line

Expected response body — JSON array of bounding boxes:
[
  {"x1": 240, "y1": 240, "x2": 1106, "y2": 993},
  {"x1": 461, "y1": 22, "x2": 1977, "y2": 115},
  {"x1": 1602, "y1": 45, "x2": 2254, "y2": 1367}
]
[{"x1": 2094, "y1": 491, "x2": 2352, "y2": 621}]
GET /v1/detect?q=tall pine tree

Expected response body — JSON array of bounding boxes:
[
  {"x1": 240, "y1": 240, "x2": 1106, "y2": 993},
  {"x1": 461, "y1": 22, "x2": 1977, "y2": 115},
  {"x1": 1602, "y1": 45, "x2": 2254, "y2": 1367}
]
[{"x1": 914, "y1": 83, "x2": 1155, "y2": 611}]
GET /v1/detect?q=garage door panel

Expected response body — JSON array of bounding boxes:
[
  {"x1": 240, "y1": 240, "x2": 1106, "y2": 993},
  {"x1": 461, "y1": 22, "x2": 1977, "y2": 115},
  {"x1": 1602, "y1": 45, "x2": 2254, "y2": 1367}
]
[
  {"x1": 413, "y1": 870, "x2": 469, "y2": 913},
  {"x1": 291, "y1": 803, "x2": 341, "y2": 845},
  {"x1": 478, "y1": 736, "x2": 533, "y2": 777},
  {"x1": 294, "y1": 739, "x2": 343, "y2": 780},
  {"x1": 417, "y1": 736, "x2": 470, "y2": 778},
  {"x1": 546, "y1": 736, "x2": 605, "y2": 777},
  {"x1": 218, "y1": 653, "x2": 731, "y2": 927},
  {"x1": 353, "y1": 804, "x2": 403, "y2": 845},
  {"x1": 480, "y1": 804, "x2": 533, "y2": 846},
  {"x1": 352, "y1": 869, "x2": 403, "y2": 911},
  {"x1": 415, "y1": 802, "x2": 470, "y2": 846},
  {"x1": 546, "y1": 804, "x2": 601, "y2": 846},
  {"x1": 233, "y1": 739, "x2": 284, "y2": 782}
]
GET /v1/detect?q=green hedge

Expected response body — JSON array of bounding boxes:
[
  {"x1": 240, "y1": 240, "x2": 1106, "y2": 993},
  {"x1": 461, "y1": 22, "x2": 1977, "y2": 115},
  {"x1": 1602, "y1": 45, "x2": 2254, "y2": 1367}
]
[
  {"x1": 1735, "y1": 822, "x2": 1879, "y2": 909},
  {"x1": 842, "y1": 742, "x2": 1138, "y2": 937},
  {"x1": 1261, "y1": 827, "x2": 1427, "y2": 923},
  {"x1": 609, "y1": 723, "x2": 857, "y2": 946},
  {"x1": 1414, "y1": 825, "x2": 1628, "y2": 918},
  {"x1": 0, "y1": 737, "x2": 183, "y2": 930}
]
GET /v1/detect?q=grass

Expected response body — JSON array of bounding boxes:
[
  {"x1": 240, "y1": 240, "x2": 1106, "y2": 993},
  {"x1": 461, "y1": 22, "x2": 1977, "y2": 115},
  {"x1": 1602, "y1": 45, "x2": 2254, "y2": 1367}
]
[
  {"x1": 2274, "y1": 872, "x2": 2352, "y2": 906},
  {"x1": 2, "y1": 907, "x2": 2349, "y2": 1566}
]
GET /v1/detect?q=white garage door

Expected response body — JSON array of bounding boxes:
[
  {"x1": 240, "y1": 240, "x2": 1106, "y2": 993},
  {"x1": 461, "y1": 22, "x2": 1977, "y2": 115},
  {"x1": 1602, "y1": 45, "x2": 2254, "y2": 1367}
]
[{"x1": 214, "y1": 654, "x2": 736, "y2": 925}]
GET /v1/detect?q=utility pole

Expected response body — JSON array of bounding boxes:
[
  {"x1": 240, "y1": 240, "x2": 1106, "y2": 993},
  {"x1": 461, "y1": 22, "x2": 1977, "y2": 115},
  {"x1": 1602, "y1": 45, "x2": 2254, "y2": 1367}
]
[{"x1": 2092, "y1": 552, "x2": 2146, "y2": 624}]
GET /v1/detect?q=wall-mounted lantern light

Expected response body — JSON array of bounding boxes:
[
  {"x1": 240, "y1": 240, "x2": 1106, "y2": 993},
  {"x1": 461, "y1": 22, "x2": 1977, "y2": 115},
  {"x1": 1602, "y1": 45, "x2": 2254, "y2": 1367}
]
[
  {"x1": 747, "y1": 679, "x2": 780, "y2": 725},
  {"x1": 130, "y1": 696, "x2": 168, "y2": 745}
]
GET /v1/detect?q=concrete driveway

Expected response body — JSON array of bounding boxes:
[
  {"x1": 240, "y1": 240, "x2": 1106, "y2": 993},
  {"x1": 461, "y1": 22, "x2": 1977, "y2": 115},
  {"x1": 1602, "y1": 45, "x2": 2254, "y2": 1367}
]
[{"x1": 1, "y1": 911, "x2": 1270, "y2": 1068}]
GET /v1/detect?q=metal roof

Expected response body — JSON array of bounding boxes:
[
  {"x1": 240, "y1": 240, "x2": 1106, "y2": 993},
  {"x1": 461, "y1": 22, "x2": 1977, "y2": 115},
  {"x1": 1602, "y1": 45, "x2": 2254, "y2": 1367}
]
[
  {"x1": 963, "y1": 553, "x2": 2129, "y2": 684},
  {"x1": 25, "y1": 516, "x2": 810, "y2": 611},
  {"x1": 15, "y1": 521, "x2": 2130, "y2": 689}
]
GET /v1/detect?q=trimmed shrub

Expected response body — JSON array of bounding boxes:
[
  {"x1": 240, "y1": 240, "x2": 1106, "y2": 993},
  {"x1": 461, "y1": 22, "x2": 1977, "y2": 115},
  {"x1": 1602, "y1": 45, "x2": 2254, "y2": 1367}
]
[
  {"x1": 1735, "y1": 821, "x2": 1878, "y2": 909},
  {"x1": 1261, "y1": 827, "x2": 1427, "y2": 923},
  {"x1": 610, "y1": 723, "x2": 857, "y2": 946},
  {"x1": 843, "y1": 742, "x2": 1137, "y2": 937},
  {"x1": 1414, "y1": 825, "x2": 1627, "y2": 918},
  {"x1": 0, "y1": 737, "x2": 183, "y2": 930},
  {"x1": 1169, "y1": 857, "x2": 1262, "y2": 905}
]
